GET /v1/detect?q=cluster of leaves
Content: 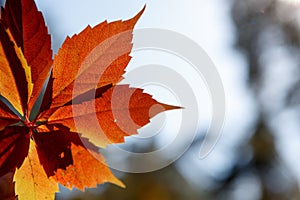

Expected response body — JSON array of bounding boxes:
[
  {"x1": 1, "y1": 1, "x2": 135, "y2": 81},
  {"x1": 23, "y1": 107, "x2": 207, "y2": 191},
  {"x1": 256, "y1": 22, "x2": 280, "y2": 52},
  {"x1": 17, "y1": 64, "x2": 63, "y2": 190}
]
[{"x1": 0, "y1": 0, "x2": 177, "y2": 199}]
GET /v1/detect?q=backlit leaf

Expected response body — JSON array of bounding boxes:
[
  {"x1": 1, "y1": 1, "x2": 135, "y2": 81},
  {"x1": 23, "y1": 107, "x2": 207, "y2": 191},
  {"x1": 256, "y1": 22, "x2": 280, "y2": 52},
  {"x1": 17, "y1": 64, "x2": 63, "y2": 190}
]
[
  {"x1": 0, "y1": 23, "x2": 29, "y2": 115},
  {"x1": 0, "y1": 127, "x2": 29, "y2": 177},
  {"x1": 0, "y1": 0, "x2": 179, "y2": 199},
  {"x1": 48, "y1": 85, "x2": 179, "y2": 148},
  {"x1": 2, "y1": 0, "x2": 53, "y2": 112},
  {"x1": 0, "y1": 101, "x2": 19, "y2": 131},
  {"x1": 14, "y1": 140, "x2": 59, "y2": 200},
  {"x1": 34, "y1": 125, "x2": 124, "y2": 190},
  {"x1": 50, "y1": 7, "x2": 145, "y2": 109}
]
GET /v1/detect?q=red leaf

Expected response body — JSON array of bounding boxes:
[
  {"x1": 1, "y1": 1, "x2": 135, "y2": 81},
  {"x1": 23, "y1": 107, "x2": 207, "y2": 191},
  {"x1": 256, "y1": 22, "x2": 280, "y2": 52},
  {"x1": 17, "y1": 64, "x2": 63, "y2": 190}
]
[
  {"x1": 0, "y1": 23, "x2": 29, "y2": 115},
  {"x1": 47, "y1": 85, "x2": 179, "y2": 148},
  {"x1": 0, "y1": 0, "x2": 180, "y2": 198},
  {"x1": 34, "y1": 124, "x2": 124, "y2": 189},
  {"x1": 2, "y1": 0, "x2": 53, "y2": 112},
  {"x1": 14, "y1": 140, "x2": 59, "y2": 200},
  {"x1": 0, "y1": 127, "x2": 29, "y2": 177},
  {"x1": 49, "y1": 7, "x2": 145, "y2": 110},
  {"x1": 0, "y1": 101, "x2": 19, "y2": 131}
]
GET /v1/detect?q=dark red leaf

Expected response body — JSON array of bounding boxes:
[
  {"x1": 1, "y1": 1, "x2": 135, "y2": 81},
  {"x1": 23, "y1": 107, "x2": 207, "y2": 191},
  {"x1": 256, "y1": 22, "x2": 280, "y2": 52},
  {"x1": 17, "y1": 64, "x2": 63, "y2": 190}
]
[{"x1": 0, "y1": 126, "x2": 30, "y2": 177}]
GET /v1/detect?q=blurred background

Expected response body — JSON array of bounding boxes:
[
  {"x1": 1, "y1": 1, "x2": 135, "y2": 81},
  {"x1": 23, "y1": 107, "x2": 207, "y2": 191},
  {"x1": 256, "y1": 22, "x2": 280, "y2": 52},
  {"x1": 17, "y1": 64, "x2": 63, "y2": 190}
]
[{"x1": 1, "y1": 0, "x2": 300, "y2": 199}]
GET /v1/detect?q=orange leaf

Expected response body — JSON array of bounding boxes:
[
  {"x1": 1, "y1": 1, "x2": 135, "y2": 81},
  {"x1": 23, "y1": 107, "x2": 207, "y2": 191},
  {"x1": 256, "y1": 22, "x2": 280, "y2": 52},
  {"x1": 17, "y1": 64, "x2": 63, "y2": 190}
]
[
  {"x1": 57, "y1": 143, "x2": 124, "y2": 189},
  {"x1": 0, "y1": 0, "x2": 180, "y2": 198},
  {"x1": 34, "y1": 124, "x2": 124, "y2": 190},
  {"x1": 47, "y1": 85, "x2": 178, "y2": 148},
  {"x1": 14, "y1": 140, "x2": 59, "y2": 200},
  {"x1": 50, "y1": 7, "x2": 145, "y2": 109},
  {"x1": 0, "y1": 101, "x2": 19, "y2": 131},
  {"x1": 2, "y1": 0, "x2": 53, "y2": 112},
  {"x1": 0, "y1": 23, "x2": 29, "y2": 115}
]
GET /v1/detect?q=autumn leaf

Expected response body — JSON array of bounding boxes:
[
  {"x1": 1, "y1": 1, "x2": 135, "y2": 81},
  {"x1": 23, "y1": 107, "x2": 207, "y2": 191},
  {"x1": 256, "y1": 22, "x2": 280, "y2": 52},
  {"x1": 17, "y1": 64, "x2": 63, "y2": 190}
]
[
  {"x1": 14, "y1": 140, "x2": 59, "y2": 200},
  {"x1": 0, "y1": 0, "x2": 179, "y2": 199},
  {"x1": 47, "y1": 85, "x2": 175, "y2": 148},
  {"x1": 1, "y1": 0, "x2": 52, "y2": 112},
  {"x1": 34, "y1": 124, "x2": 124, "y2": 190},
  {"x1": 0, "y1": 100, "x2": 19, "y2": 131}
]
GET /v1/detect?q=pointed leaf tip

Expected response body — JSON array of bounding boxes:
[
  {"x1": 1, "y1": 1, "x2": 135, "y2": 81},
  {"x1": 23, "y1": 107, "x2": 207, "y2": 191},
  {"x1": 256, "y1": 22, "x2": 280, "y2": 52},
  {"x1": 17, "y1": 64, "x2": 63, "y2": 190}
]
[
  {"x1": 161, "y1": 103, "x2": 182, "y2": 111},
  {"x1": 149, "y1": 102, "x2": 182, "y2": 119},
  {"x1": 50, "y1": 6, "x2": 144, "y2": 110},
  {"x1": 131, "y1": 5, "x2": 146, "y2": 23}
]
